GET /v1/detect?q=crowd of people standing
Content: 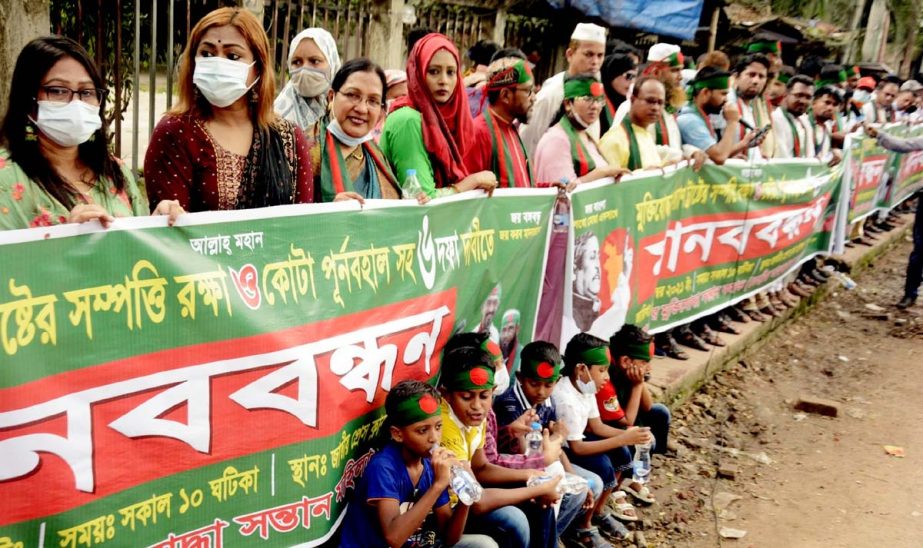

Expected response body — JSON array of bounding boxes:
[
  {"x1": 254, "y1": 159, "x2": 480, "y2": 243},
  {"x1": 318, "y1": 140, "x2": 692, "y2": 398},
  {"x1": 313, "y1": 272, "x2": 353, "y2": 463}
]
[{"x1": 0, "y1": 6, "x2": 920, "y2": 547}]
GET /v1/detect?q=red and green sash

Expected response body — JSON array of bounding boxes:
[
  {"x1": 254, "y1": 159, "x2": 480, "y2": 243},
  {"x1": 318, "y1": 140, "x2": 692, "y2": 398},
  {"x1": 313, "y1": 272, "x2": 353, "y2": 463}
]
[
  {"x1": 602, "y1": 97, "x2": 617, "y2": 133},
  {"x1": 654, "y1": 113, "x2": 668, "y2": 146},
  {"x1": 484, "y1": 108, "x2": 534, "y2": 187},
  {"x1": 781, "y1": 108, "x2": 804, "y2": 158},
  {"x1": 620, "y1": 117, "x2": 643, "y2": 171},
  {"x1": 319, "y1": 128, "x2": 401, "y2": 201},
  {"x1": 694, "y1": 104, "x2": 717, "y2": 138},
  {"x1": 560, "y1": 115, "x2": 596, "y2": 177}
]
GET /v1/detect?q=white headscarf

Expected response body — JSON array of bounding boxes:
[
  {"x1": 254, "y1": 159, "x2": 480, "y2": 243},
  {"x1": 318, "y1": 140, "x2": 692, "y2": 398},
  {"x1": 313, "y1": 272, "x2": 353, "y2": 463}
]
[{"x1": 273, "y1": 28, "x2": 342, "y2": 131}]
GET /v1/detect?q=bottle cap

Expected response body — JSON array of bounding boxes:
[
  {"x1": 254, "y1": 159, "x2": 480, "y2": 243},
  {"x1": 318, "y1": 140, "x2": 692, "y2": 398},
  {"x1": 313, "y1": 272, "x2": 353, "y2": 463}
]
[{"x1": 531, "y1": 421, "x2": 541, "y2": 430}]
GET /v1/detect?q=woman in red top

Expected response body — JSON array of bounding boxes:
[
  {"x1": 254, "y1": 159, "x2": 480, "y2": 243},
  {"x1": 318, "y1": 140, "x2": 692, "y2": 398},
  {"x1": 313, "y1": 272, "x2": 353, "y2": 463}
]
[{"x1": 144, "y1": 7, "x2": 314, "y2": 211}]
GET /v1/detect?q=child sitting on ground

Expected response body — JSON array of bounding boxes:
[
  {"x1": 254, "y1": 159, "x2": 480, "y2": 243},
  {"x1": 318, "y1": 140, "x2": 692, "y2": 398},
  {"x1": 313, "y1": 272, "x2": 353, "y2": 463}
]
[
  {"x1": 551, "y1": 333, "x2": 653, "y2": 541},
  {"x1": 494, "y1": 340, "x2": 612, "y2": 548},
  {"x1": 339, "y1": 379, "x2": 495, "y2": 547},
  {"x1": 596, "y1": 324, "x2": 671, "y2": 505},
  {"x1": 439, "y1": 343, "x2": 561, "y2": 548}
]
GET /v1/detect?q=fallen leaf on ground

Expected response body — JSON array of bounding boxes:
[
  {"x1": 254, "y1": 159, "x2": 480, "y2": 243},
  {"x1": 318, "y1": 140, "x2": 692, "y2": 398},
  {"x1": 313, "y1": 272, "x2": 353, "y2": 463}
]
[{"x1": 884, "y1": 445, "x2": 905, "y2": 457}]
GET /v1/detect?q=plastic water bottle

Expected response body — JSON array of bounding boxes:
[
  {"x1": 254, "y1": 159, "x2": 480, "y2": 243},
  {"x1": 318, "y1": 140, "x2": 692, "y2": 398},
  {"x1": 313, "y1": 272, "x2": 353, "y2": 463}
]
[
  {"x1": 830, "y1": 270, "x2": 857, "y2": 290},
  {"x1": 525, "y1": 422, "x2": 543, "y2": 457},
  {"x1": 403, "y1": 169, "x2": 424, "y2": 200},
  {"x1": 526, "y1": 461, "x2": 588, "y2": 495},
  {"x1": 431, "y1": 444, "x2": 483, "y2": 505},
  {"x1": 449, "y1": 463, "x2": 483, "y2": 505},
  {"x1": 631, "y1": 441, "x2": 652, "y2": 484}
]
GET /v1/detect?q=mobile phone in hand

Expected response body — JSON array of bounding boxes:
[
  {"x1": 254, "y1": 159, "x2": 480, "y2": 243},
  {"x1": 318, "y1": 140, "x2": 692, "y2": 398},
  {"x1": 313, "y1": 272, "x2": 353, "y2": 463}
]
[{"x1": 749, "y1": 125, "x2": 771, "y2": 147}]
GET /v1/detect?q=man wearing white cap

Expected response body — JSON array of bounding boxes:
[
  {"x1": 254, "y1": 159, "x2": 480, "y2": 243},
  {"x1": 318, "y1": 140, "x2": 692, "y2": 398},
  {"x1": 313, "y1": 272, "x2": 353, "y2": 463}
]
[
  {"x1": 610, "y1": 43, "x2": 703, "y2": 167},
  {"x1": 519, "y1": 22, "x2": 606, "y2": 157}
]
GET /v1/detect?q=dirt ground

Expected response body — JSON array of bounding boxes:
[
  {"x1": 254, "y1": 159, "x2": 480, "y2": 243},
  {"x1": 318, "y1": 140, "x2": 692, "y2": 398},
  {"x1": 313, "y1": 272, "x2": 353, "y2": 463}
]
[{"x1": 639, "y1": 235, "x2": 923, "y2": 547}]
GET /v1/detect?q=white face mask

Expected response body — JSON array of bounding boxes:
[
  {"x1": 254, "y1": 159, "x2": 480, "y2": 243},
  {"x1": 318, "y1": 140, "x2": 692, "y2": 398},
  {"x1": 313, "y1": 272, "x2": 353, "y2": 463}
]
[
  {"x1": 576, "y1": 366, "x2": 598, "y2": 395},
  {"x1": 31, "y1": 100, "x2": 101, "y2": 147},
  {"x1": 290, "y1": 67, "x2": 330, "y2": 98},
  {"x1": 853, "y1": 90, "x2": 871, "y2": 104},
  {"x1": 327, "y1": 117, "x2": 373, "y2": 148},
  {"x1": 193, "y1": 56, "x2": 257, "y2": 108}
]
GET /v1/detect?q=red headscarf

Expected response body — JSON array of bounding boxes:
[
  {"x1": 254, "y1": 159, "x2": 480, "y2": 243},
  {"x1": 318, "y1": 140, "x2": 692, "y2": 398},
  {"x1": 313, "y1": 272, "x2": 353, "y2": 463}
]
[{"x1": 391, "y1": 33, "x2": 472, "y2": 187}]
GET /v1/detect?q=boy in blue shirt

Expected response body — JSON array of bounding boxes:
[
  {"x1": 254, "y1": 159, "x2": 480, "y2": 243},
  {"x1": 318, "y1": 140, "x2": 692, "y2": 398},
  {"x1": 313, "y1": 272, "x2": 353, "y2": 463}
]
[
  {"x1": 340, "y1": 380, "x2": 484, "y2": 547},
  {"x1": 494, "y1": 341, "x2": 610, "y2": 548}
]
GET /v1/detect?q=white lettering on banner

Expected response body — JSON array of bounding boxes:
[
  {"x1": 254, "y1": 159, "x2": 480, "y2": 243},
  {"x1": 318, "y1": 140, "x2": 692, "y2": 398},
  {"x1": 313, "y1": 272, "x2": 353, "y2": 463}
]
[
  {"x1": 417, "y1": 216, "x2": 437, "y2": 290},
  {"x1": 0, "y1": 305, "x2": 450, "y2": 492},
  {"x1": 510, "y1": 211, "x2": 542, "y2": 225},
  {"x1": 109, "y1": 376, "x2": 212, "y2": 452},
  {"x1": 645, "y1": 197, "x2": 827, "y2": 276},
  {"x1": 190, "y1": 232, "x2": 265, "y2": 256},
  {"x1": 434, "y1": 233, "x2": 461, "y2": 272},
  {"x1": 584, "y1": 200, "x2": 606, "y2": 215},
  {"x1": 859, "y1": 159, "x2": 887, "y2": 186}
]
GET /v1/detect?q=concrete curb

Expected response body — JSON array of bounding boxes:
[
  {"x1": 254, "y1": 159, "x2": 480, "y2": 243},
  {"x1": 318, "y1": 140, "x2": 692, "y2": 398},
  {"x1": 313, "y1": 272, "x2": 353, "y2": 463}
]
[{"x1": 648, "y1": 211, "x2": 915, "y2": 408}]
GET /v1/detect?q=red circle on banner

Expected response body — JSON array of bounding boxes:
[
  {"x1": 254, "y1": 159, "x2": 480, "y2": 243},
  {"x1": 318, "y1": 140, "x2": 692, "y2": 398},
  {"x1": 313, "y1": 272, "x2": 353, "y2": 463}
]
[
  {"x1": 419, "y1": 394, "x2": 439, "y2": 414},
  {"x1": 470, "y1": 368, "x2": 489, "y2": 386},
  {"x1": 537, "y1": 362, "x2": 555, "y2": 378}
]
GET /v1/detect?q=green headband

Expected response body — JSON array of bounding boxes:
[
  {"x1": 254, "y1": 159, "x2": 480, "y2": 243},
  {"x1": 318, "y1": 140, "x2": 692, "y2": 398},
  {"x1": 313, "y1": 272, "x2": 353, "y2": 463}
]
[
  {"x1": 442, "y1": 365, "x2": 496, "y2": 391},
  {"x1": 776, "y1": 73, "x2": 791, "y2": 85},
  {"x1": 748, "y1": 40, "x2": 780, "y2": 54},
  {"x1": 390, "y1": 392, "x2": 441, "y2": 427},
  {"x1": 486, "y1": 60, "x2": 533, "y2": 90},
  {"x1": 613, "y1": 341, "x2": 654, "y2": 362},
  {"x1": 481, "y1": 338, "x2": 502, "y2": 361},
  {"x1": 838, "y1": 69, "x2": 848, "y2": 83},
  {"x1": 520, "y1": 357, "x2": 562, "y2": 382},
  {"x1": 577, "y1": 345, "x2": 611, "y2": 366},
  {"x1": 564, "y1": 78, "x2": 604, "y2": 99},
  {"x1": 693, "y1": 74, "x2": 729, "y2": 91}
]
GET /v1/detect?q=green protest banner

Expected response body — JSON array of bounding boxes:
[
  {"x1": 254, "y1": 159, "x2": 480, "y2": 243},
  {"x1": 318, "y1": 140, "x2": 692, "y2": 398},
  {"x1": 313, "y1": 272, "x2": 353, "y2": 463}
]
[
  {"x1": 563, "y1": 159, "x2": 842, "y2": 338},
  {"x1": 843, "y1": 131, "x2": 891, "y2": 223},
  {"x1": 0, "y1": 189, "x2": 555, "y2": 547},
  {"x1": 876, "y1": 125, "x2": 923, "y2": 208}
]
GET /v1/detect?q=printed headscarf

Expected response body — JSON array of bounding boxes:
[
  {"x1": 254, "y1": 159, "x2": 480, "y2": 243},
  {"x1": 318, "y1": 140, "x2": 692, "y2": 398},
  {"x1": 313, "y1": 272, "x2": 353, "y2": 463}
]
[
  {"x1": 273, "y1": 28, "x2": 342, "y2": 130},
  {"x1": 390, "y1": 33, "x2": 473, "y2": 188}
]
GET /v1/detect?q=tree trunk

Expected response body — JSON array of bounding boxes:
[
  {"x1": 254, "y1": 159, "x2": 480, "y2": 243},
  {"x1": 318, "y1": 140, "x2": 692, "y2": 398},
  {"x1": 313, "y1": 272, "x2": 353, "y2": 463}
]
[
  {"x1": 0, "y1": 0, "x2": 51, "y2": 118},
  {"x1": 861, "y1": 0, "x2": 889, "y2": 63}
]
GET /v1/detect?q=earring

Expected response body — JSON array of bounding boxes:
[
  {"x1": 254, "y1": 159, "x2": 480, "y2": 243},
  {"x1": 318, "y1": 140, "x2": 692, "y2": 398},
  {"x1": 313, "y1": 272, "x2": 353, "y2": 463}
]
[
  {"x1": 250, "y1": 89, "x2": 258, "y2": 103},
  {"x1": 25, "y1": 123, "x2": 37, "y2": 142}
]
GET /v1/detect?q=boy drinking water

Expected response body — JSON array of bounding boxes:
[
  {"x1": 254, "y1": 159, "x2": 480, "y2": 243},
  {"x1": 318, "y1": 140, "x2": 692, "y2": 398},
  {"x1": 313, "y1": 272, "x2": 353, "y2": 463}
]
[
  {"x1": 340, "y1": 380, "x2": 492, "y2": 547},
  {"x1": 552, "y1": 333, "x2": 652, "y2": 541},
  {"x1": 494, "y1": 341, "x2": 612, "y2": 548}
]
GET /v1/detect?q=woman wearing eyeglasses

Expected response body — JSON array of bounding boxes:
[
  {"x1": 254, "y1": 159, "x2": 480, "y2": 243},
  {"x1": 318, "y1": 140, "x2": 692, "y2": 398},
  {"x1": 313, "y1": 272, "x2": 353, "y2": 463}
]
[
  {"x1": 316, "y1": 58, "x2": 401, "y2": 202},
  {"x1": 379, "y1": 33, "x2": 498, "y2": 199},
  {"x1": 144, "y1": 7, "x2": 320, "y2": 212},
  {"x1": 600, "y1": 53, "x2": 637, "y2": 135},
  {"x1": 0, "y1": 36, "x2": 182, "y2": 230},
  {"x1": 533, "y1": 74, "x2": 629, "y2": 188}
]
